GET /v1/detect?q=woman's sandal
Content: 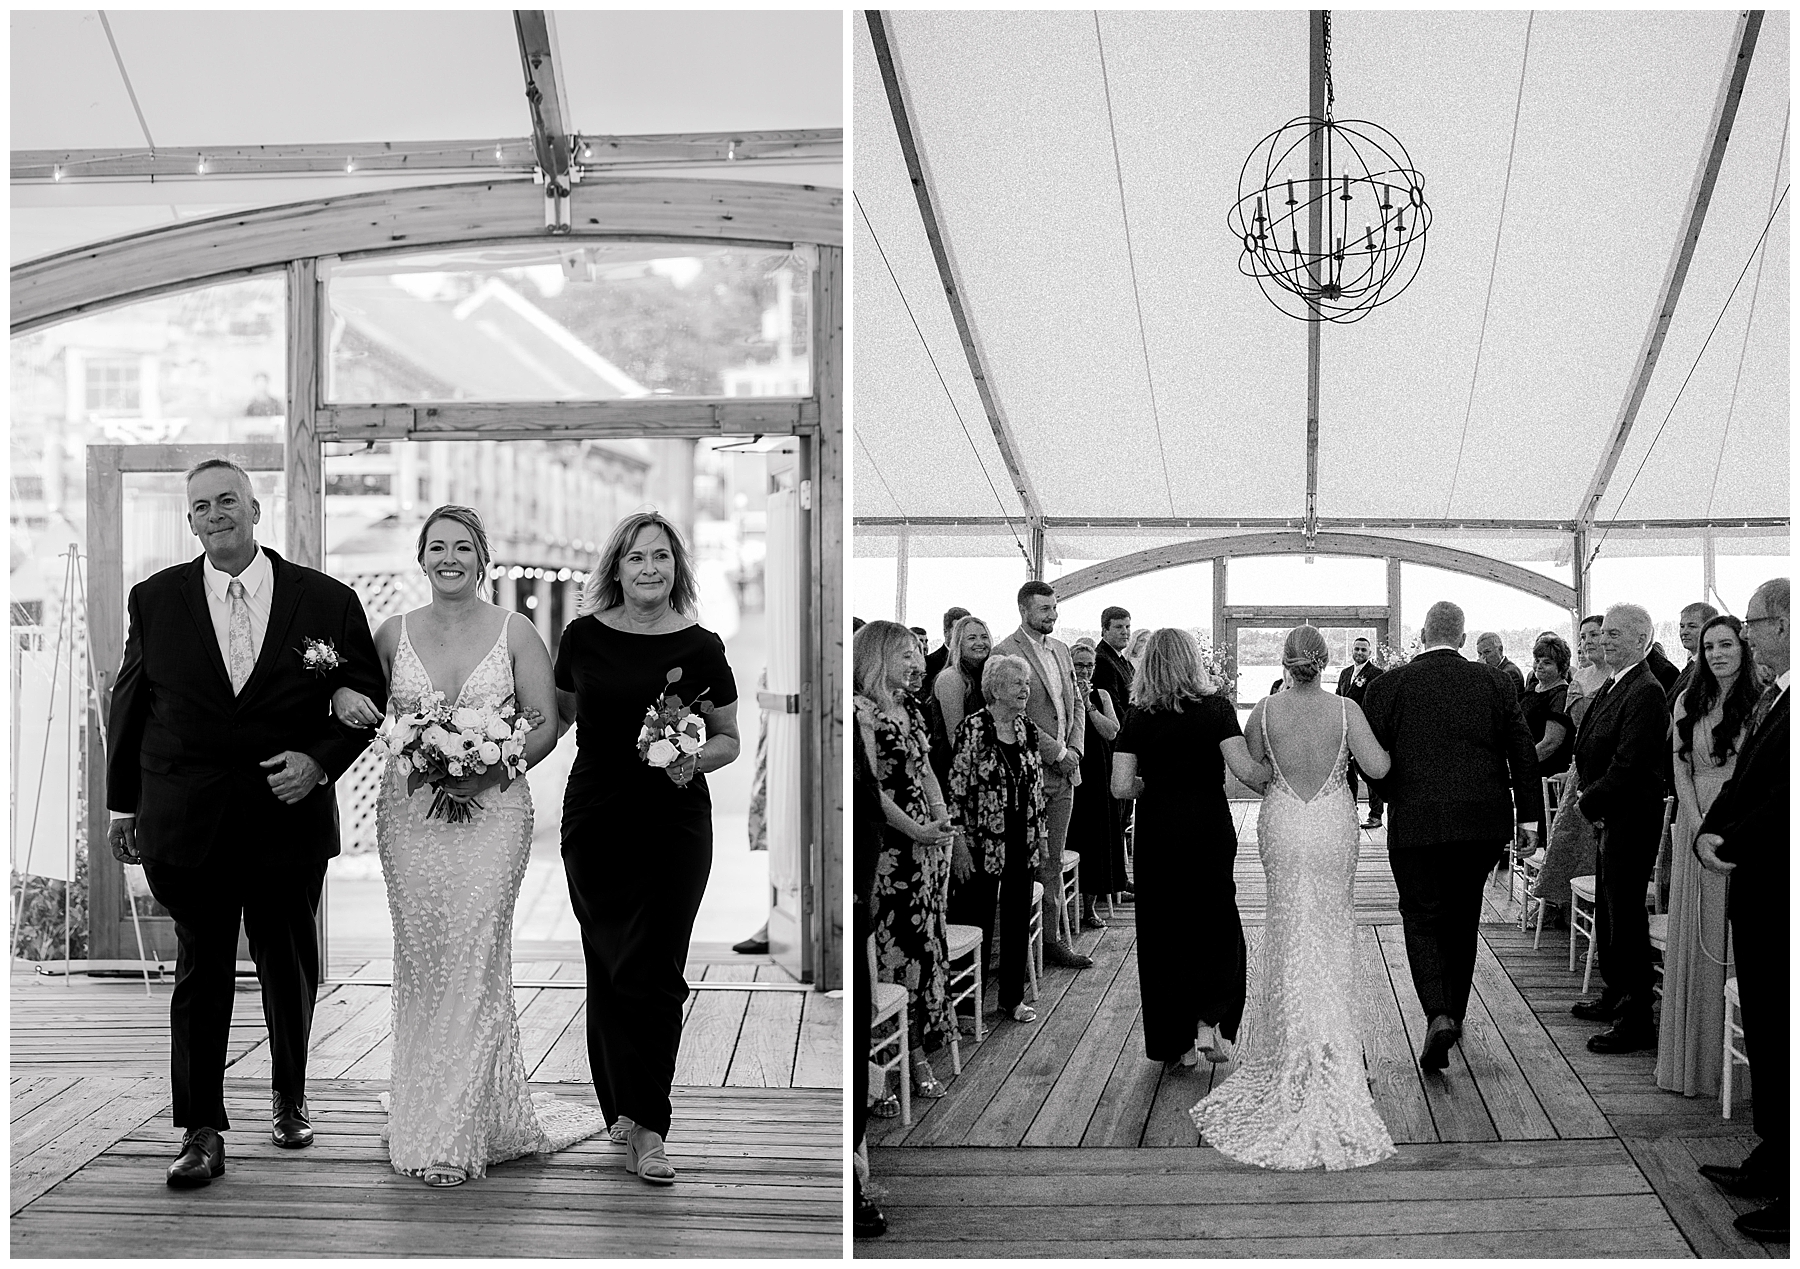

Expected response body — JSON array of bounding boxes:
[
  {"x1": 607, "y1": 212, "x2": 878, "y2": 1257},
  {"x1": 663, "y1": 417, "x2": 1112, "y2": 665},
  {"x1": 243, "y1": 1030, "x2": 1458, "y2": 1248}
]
[
  {"x1": 422, "y1": 1163, "x2": 467, "y2": 1188},
  {"x1": 608, "y1": 1114, "x2": 636, "y2": 1144},
  {"x1": 1011, "y1": 1004, "x2": 1038, "y2": 1024},
  {"x1": 625, "y1": 1127, "x2": 676, "y2": 1186},
  {"x1": 869, "y1": 1093, "x2": 901, "y2": 1119},
  {"x1": 911, "y1": 1060, "x2": 948, "y2": 1099}
]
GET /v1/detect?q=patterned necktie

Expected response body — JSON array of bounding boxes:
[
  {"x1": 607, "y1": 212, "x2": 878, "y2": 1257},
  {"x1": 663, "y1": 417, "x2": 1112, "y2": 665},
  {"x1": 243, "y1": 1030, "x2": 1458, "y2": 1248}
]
[
  {"x1": 227, "y1": 578, "x2": 254, "y2": 694},
  {"x1": 1748, "y1": 682, "x2": 1782, "y2": 739}
]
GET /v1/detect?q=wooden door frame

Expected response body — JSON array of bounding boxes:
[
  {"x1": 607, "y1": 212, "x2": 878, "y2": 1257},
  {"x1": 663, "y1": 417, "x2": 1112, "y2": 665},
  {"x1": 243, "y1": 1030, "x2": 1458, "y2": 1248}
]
[{"x1": 39, "y1": 183, "x2": 844, "y2": 987}]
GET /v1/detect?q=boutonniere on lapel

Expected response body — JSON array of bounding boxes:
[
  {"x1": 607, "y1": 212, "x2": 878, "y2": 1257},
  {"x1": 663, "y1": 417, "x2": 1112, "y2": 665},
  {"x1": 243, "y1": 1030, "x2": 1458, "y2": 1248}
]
[{"x1": 297, "y1": 637, "x2": 344, "y2": 676}]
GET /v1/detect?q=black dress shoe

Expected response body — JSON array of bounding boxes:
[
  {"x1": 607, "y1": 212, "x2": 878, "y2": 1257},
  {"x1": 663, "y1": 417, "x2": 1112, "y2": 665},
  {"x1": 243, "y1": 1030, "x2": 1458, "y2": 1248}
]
[
  {"x1": 167, "y1": 1127, "x2": 225, "y2": 1188},
  {"x1": 1734, "y1": 1199, "x2": 1788, "y2": 1241},
  {"x1": 1570, "y1": 996, "x2": 1623, "y2": 1022},
  {"x1": 1114, "y1": 890, "x2": 1134, "y2": 904},
  {"x1": 1044, "y1": 942, "x2": 1093, "y2": 969},
  {"x1": 1699, "y1": 1163, "x2": 1783, "y2": 1200},
  {"x1": 1586, "y1": 1022, "x2": 1656, "y2": 1053},
  {"x1": 1419, "y1": 1015, "x2": 1460, "y2": 1071},
  {"x1": 1361, "y1": 816, "x2": 1382, "y2": 830},
  {"x1": 272, "y1": 1093, "x2": 314, "y2": 1149},
  {"x1": 853, "y1": 1183, "x2": 888, "y2": 1238},
  {"x1": 732, "y1": 934, "x2": 770, "y2": 955}
]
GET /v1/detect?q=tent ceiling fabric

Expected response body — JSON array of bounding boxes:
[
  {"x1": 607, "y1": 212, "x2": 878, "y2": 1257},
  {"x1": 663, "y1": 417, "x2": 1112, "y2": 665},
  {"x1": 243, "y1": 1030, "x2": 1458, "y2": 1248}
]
[
  {"x1": 854, "y1": 10, "x2": 1789, "y2": 537},
  {"x1": 10, "y1": 11, "x2": 844, "y2": 265}
]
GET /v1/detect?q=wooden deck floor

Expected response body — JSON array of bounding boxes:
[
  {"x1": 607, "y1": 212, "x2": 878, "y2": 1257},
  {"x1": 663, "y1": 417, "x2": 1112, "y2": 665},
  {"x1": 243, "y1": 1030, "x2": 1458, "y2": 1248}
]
[
  {"x1": 861, "y1": 812, "x2": 1778, "y2": 1259},
  {"x1": 12, "y1": 946, "x2": 842, "y2": 1258}
]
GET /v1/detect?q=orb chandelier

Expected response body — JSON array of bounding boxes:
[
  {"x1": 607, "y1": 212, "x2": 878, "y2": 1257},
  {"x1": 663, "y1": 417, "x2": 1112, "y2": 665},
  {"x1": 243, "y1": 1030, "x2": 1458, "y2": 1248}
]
[{"x1": 1228, "y1": 14, "x2": 1431, "y2": 324}]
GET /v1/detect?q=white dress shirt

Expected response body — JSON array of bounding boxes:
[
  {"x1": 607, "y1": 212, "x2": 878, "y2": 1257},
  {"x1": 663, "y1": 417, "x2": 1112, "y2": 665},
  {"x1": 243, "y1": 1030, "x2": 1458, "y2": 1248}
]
[{"x1": 202, "y1": 545, "x2": 275, "y2": 672}]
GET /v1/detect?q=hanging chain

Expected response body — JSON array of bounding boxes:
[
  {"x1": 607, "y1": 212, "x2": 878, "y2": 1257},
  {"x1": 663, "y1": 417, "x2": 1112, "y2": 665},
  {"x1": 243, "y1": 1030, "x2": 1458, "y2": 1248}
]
[{"x1": 1322, "y1": 11, "x2": 1336, "y2": 119}]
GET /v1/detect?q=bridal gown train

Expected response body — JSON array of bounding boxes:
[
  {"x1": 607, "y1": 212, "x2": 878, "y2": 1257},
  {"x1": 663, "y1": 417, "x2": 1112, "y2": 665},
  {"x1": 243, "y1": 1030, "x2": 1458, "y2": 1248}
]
[
  {"x1": 377, "y1": 615, "x2": 606, "y2": 1178},
  {"x1": 1190, "y1": 700, "x2": 1396, "y2": 1171}
]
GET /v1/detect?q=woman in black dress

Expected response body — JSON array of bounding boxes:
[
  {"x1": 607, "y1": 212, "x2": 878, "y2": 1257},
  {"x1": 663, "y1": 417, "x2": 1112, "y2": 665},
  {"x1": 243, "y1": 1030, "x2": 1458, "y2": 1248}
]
[
  {"x1": 1112, "y1": 628, "x2": 1270, "y2": 1067},
  {"x1": 1521, "y1": 633, "x2": 1575, "y2": 777},
  {"x1": 1068, "y1": 639, "x2": 1125, "y2": 924},
  {"x1": 554, "y1": 511, "x2": 740, "y2": 1186}
]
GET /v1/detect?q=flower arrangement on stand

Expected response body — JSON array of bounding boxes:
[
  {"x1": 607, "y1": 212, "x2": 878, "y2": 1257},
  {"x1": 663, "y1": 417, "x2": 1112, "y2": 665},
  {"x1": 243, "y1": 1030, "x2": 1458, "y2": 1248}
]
[
  {"x1": 1377, "y1": 639, "x2": 1419, "y2": 668},
  {"x1": 1196, "y1": 635, "x2": 1238, "y2": 697}
]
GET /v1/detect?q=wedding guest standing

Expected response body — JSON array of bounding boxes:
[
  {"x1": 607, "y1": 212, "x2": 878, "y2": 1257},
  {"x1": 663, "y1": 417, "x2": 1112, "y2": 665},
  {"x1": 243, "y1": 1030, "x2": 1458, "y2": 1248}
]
[
  {"x1": 1336, "y1": 636, "x2": 1387, "y2": 828},
  {"x1": 1658, "y1": 615, "x2": 1761, "y2": 1098},
  {"x1": 1667, "y1": 602, "x2": 1720, "y2": 708},
  {"x1": 855, "y1": 620, "x2": 956, "y2": 1099},
  {"x1": 1571, "y1": 602, "x2": 1669, "y2": 1053},
  {"x1": 995, "y1": 581, "x2": 1092, "y2": 969},
  {"x1": 555, "y1": 511, "x2": 741, "y2": 1185},
  {"x1": 1567, "y1": 615, "x2": 1608, "y2": 726},
  {"x1": 1475, "y1": 632, "x2": 1526, "y2": 701},
  {"x1": 1094, "y1": 608, "x2": 1136, "y2": 900},
  {"x1": 852, "y1": 722, "x2": 887, "y2": 1238},
  {"x1": 1068, "y1": 639, "x2": 1124, "y2": 925},
  {"x1": 1694, "y1": 578, "x2": 1788, "y2": 1241},
  {"x1": 926, "y1": 614, "x2": 990, "y2": 790},
  {"x1": 946, "y1": 655, "x2": 1047, "y2": 1025},
  {"x1": 1522, "y1": 634, "x2": 1575, "y2": 777},
  {"x1": 1113, "y1": 628, "x2": 1270, "y2": 1067},
  {"x1": 923, "y1": 605, "x2": 970, "y2": 691}
]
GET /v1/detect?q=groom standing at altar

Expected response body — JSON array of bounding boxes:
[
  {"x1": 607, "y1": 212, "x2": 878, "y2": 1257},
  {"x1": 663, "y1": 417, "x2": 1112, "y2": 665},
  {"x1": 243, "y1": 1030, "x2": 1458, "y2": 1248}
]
[
  {"x1": 1336, "y1": 637, "x2": 1386, "y2": 829},
  {"x1": 106, "y1": 458, "x2": 385, "y2": 1187},
  {"x1": 996, "y1": 580, "x2": 1093, "y2": 968},
  {"x1": 1363, "y1": 600, "x2": 1541, "y2": 1072}
]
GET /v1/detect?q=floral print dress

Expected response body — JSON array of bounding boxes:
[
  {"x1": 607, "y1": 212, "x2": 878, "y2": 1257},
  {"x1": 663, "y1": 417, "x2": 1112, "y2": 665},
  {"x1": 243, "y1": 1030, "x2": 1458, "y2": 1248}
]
[{"x1": 857, "y1": 693, "x2": 953, "y2": 1052}]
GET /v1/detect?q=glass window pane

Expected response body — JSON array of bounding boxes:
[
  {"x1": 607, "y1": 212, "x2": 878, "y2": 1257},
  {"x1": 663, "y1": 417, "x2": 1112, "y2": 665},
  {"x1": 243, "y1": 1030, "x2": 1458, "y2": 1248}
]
[{"x1": 323, "y1": 244, "x2": 812, "y2": 402}]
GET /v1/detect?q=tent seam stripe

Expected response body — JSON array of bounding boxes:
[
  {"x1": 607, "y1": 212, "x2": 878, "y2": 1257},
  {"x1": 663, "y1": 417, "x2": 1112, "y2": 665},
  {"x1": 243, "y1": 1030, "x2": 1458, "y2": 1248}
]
[
  {"x1": 98, "y1": 12, "x2": 157, "y2": 154},
  {"x1": 853, "y1": 191, "x2": 1029, "y2": 561},
  {"x1": 1444, "y1": 10, "x2": 1534, "y2": 519},
  {"x1": 1589, "y1": 182, "x2": 1790, "y2": 569},
  {"x1": 1704, "y1": 107, "x2": 1788, "y2": 524},
  {"x1": 1095, "y1": 11, "x2": 1176, "y2": 517}
]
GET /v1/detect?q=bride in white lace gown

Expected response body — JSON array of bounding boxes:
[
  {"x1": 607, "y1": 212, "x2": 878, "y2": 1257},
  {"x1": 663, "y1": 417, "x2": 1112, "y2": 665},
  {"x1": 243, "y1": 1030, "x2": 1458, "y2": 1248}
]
[
  {"x1": 1191, "y1": 626, "x2": 1397, "y2": 1171},
  {"x1": 334, "y1": 507, "x2": 606, "y2": 1186}
]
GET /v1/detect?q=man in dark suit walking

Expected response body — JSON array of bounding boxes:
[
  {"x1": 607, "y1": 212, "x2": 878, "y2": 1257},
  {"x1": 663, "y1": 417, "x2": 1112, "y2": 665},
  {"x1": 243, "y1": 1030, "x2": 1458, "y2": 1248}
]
[
  {"x1": 1363, "y1": 601, "x2": 1541, "y2": 1073},
  {"x1": 1094, "y1": 606, "x2": 1136, "y2": 900},
  {"x1": 1694, "y1": 578, "x2": 1788, "y2": 1241},
  {"x1": 1569, "y1": 602, "x2": 1671, "y2": 1053},
  {"x1": 1336, "y1": 636, "x2": 1387, "y2": 828},
  {"x1": 106, "y1": 459, "x2": 384, "y2": 1187}
]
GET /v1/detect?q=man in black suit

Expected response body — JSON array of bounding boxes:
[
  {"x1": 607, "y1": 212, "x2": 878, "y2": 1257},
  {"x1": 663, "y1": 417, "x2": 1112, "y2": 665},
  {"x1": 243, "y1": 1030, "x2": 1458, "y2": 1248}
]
[
  {"x1": 1363, "y1": 601, "x2": 1541, "y2": 1073},
  {"x1": 1336, "y1": 636, "x2": 1387, "y2": 829},
  {"x1": 1093, "y1": 607, "x2": 1136, "y2": 900},
  {"x1": 1569, "y1": 602, "x2": 1670, "y2": 1053},
  {"x1": 106, "y1": 459, "x2": 384, "y2": 1188},
  {"x1": 1694, "y1": 578, "x2": 1788, "y2": 1241},
  {"x1": 1474, "y1": 632, "x2": 1526, "y2": 702},
  {"x1": 1643, "y1": 639, "x2": 1680, "y2": 694},
  {"x1": 922, "y1": 606, "x2": 969, "y2": 691}
]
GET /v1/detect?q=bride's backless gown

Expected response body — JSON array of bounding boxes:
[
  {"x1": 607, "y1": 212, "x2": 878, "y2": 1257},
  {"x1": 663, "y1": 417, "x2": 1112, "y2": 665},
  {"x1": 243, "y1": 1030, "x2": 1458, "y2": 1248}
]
[
  {"x1": 377, "y1": 614, "x2": 606, "y2": 1178},
  {"x1": 1190, "y1": 697, "x2": 1396, "y2": 1171}
]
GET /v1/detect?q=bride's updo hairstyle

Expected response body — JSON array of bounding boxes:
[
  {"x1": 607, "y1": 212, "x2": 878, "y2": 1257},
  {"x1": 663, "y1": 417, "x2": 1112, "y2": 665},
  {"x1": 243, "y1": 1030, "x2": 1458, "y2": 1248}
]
[
  {"x1": 417, "y1": 505, "x2": 493, "y2": 600},
  {"x1": 579, "y1": 509, "x2": 698, "y2": 617},
  {"x1": 1282, "y1": 625, "x2": 1331, "y2": 684},
  {"x1": 1132, "y1": 627, "x2": 1208, "y2": 713}
]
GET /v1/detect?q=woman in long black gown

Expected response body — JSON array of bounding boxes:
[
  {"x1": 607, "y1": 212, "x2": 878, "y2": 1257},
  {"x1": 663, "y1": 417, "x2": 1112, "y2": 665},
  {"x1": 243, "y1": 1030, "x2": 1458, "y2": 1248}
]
[
  {"x1": 1112, "y1": 628, "x2": 1270, "y2": 1066},
  {"x1": 1068, "y1": 638, "x2": 1125, "y2": 924},
  {"x1": 554, "y1": 512, "x2": 740, "y2": 1186}
]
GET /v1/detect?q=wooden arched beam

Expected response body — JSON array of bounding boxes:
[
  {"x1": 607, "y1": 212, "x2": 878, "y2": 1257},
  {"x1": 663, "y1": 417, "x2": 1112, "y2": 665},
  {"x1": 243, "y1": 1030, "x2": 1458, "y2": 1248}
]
[
  {"x1": 12, "y1": 176, "x2": 843, "y2": 333},
  {"x1": 1052, "y1": 530, "x2": 1577, "y2": 610}
]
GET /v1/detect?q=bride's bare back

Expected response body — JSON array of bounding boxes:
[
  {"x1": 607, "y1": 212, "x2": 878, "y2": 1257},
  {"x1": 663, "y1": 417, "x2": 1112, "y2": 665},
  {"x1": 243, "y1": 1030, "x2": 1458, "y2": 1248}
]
[{"x1": 1248, "y1": 684, "x2": 1389, "y2": 802}]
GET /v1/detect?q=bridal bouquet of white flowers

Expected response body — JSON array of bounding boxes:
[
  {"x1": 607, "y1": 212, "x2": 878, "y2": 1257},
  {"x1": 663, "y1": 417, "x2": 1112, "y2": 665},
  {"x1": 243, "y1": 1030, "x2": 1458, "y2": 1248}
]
[
  {"x1": 372, "y1": 692, "x2": 532, "y2": 823},
  {"x1": 637, "y1": 666, "x2": 712, "y2": 771}
]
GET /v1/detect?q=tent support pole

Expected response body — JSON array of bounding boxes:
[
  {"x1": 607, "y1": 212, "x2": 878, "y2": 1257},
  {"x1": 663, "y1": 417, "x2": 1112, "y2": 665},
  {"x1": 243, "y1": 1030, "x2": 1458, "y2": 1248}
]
[
  {"x1": 894, "y1": 523, "x2": 910, "y2": 625},
  {"x1": 1703, "y1": 530, "x2": 1718, "y2": 609},
  {"x1": 1386, "y1": 557, "x2": 1402, "y2": 648},
  {"x1": 1303, "y1": 10, "x2": 1325, "y2": 544},
  {"x1": 1572, "y1": 528, "x2": 1591, "y2": 620},
  {"x1": 1029, "y1": 521, "x2": 1046, "y2": 583},
  {"x1": 1212, "y1": 555, "x2": 1229, "y2": 657}
]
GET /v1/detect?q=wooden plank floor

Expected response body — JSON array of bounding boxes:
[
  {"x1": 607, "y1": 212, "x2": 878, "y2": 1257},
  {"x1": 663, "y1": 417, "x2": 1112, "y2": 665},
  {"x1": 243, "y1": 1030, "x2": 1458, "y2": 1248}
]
[
  {"x1": 862, "y1": 810, "x2": 1776, "y2": 1258},
  {"x1": 12, "y1": 953, "x2": 843, "y2": 1257}
]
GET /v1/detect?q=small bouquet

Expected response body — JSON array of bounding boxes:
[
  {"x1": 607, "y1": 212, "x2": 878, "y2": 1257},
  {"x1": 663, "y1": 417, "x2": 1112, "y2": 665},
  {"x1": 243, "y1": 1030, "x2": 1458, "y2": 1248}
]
[
  {"x1": 372, "y1": 692, "x2": 532, "y2": 823},
  {"x1": 1195, "y1": 636, "x2": 1237, "y2": 696},
  {"x1": 298, "y1": 636, "x2": 344, "y2": 677},
  {"x1": 638, "y1": 667, "x2": 712, "y2": 777}
]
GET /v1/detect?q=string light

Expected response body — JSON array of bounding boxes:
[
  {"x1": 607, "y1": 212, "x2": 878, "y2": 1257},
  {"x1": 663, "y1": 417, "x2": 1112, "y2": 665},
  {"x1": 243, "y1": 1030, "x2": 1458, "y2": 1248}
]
[
  {"x1": 345, "y1": 157, "x2": 355, "y2": 174},
  {"x1": 495, "y1": 143, "x2": 504, "y2": 161},
  {"x1": 51, "y1": 165, "x2": 62, "y2": 181},
  {"x1": 195, "y1": 156, "x2": 206, "y2": 175}
]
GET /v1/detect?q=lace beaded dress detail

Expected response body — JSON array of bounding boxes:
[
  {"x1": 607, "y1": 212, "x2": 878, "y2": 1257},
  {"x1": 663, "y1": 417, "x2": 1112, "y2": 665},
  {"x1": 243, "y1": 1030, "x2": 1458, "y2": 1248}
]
[
  {"x1": 377, "y1": 615, "x2": 605, "y2": 1178},
  {"x1": 1190, "y1": 699, "x2": 1397, "y2": 1171}
]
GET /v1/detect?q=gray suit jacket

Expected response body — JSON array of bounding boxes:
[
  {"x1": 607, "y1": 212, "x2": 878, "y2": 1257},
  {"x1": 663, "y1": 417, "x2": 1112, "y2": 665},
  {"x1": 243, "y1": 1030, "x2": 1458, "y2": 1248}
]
[{"x1": 994, "y1": 626, "x2": 1084, "y2": 790}]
